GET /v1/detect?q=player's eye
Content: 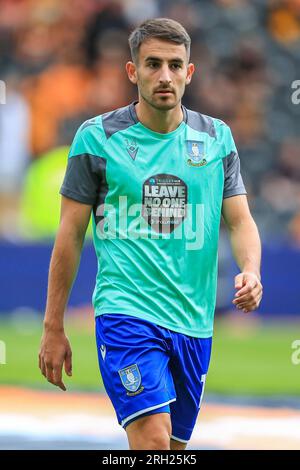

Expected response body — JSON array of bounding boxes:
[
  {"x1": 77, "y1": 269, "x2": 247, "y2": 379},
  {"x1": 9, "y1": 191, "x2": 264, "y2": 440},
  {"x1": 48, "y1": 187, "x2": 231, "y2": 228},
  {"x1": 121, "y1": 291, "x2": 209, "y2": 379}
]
[
  {"x1": 170, "y1": 63, "x2": 182, "y2": 70},
  {"x1": 147, "y1": 62, "x2": 160, "y2": 68}
]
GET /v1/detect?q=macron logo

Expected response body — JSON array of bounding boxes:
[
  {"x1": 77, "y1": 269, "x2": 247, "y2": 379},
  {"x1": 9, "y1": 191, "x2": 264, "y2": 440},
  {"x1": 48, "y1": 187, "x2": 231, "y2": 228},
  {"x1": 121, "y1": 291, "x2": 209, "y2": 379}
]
[{"x1": 100, "y1": 344, "x2": 106, "y2": 360}]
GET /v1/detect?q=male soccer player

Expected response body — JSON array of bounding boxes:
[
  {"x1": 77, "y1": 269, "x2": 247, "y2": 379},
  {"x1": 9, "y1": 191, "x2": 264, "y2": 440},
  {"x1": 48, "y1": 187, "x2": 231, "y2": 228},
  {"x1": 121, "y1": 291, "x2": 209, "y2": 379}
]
[{"x1": 39, "y1": 18, "x2": 263, "y2": 450}]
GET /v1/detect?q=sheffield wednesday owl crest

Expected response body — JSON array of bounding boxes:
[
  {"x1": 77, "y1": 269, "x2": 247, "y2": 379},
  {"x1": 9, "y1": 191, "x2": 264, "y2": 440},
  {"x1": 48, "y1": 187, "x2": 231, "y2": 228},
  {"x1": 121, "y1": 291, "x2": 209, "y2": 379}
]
[{"x1": 186, "y1": 140, "x2": 207, "y2": 167}]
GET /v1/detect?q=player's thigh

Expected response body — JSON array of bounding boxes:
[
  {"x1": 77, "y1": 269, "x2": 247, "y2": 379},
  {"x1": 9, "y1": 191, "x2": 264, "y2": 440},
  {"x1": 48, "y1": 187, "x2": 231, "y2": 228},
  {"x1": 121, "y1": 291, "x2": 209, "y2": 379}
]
[{"x1": 126, "y1": 412, "x2": 171, "y2": 450}]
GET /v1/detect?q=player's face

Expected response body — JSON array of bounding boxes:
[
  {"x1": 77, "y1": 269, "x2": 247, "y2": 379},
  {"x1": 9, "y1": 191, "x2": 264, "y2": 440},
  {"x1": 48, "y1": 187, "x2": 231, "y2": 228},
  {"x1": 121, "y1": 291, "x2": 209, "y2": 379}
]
[{"x1": 126, "y1": 39, "x2": 195, "y2": 111}]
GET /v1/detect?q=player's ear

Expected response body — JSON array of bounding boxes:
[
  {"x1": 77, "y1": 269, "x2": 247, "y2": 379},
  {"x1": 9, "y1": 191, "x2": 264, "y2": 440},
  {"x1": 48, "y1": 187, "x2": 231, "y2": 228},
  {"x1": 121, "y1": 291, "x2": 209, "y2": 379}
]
[
  {"x1": 126, "y1": 61, "x2": 138, "y2": 85},
  {"x1": 185, "y1": 63, "x2": 195, "y2": 85}
]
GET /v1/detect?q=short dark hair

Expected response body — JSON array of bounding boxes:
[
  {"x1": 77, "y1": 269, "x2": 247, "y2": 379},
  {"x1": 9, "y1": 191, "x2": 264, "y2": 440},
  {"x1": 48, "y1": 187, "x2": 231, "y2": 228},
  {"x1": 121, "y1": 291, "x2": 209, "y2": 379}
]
[{"x1": 128, "y1": 18, "x2": 191, "y2": 64}]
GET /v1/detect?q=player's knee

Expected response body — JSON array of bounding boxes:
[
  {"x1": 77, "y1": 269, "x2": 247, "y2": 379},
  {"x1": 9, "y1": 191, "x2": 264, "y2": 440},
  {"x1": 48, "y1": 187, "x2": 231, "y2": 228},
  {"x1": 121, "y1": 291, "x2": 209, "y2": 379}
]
[
  {"x1": 147, "y1": 431, "x2": 170, "y2": 450},
  {"x1": 134, "y1": 427, "x2": 170, "y2": 450},
  {"x1": 146, "y1": 419, "x2": 171, "y2": 450}
]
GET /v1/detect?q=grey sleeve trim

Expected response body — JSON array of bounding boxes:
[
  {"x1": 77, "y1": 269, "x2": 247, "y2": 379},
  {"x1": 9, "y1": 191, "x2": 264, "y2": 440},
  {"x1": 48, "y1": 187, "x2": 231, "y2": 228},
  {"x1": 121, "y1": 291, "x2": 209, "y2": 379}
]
[
  {"x1": 185, "y1": 109, "x2": 216, "y2": 138},
  {"x1": 60, "y1": 186, "x2": 96, "y2": 205},
  {"x1": 102, "y1": 105, "x2": 136, "y2": 140},
  {"x1": 222, "y1": 151, "x2": 247, "y2": 199},
  {"x1": 60, "y1": 153, "x2": 106, "y2": 206},
  {"x1": 81, "y1": 118, "x2": 97, "y2": 130},
  {"x1": 223, "y1": 188, "x2": 247, "y2": 199}
]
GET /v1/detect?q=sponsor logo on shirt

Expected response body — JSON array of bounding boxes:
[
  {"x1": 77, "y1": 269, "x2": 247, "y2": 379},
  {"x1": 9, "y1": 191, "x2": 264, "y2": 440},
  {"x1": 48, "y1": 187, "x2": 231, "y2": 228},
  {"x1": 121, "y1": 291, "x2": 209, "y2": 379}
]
[{"x1": 142, "y1": 174, "x2": 188, "y2": 233}]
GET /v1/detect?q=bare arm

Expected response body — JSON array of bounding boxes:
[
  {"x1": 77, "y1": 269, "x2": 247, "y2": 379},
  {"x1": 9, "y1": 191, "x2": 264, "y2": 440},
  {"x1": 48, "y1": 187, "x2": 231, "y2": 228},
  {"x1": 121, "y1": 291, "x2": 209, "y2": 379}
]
[
  {"x1": 222, "y1": 195, "x2": 263, "y2": 313},
  {"x1": 39, "y1": 196, "x2": 92, "y2": 390}
]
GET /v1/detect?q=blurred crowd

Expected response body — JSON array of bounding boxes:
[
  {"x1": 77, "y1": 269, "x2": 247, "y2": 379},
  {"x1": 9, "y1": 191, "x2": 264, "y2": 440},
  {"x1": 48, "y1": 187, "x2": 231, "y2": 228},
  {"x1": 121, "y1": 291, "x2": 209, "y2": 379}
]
[{"x1": 0, "y1": 0, "x2": 300, "y2": 243}]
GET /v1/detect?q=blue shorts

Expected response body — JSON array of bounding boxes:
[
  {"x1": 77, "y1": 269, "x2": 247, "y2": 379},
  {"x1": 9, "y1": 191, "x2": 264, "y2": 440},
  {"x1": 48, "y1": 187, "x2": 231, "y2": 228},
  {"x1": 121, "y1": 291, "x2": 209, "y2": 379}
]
[{"x1": 95, "y1": 314, "x2": 212, "y2": 443}]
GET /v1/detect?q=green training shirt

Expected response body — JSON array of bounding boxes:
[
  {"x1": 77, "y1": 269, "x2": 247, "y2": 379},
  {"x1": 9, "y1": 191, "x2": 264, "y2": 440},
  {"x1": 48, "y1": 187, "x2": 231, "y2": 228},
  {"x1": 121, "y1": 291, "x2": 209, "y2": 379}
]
[{"x1": 60, "y1": 102, "x2": 246, "y2": 338}]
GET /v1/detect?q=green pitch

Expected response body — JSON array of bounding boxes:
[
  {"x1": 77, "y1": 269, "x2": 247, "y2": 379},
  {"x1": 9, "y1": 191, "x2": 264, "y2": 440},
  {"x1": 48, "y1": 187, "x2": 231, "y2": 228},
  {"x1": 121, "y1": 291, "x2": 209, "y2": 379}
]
[{"x1": 0, "y1": 315, "x2": 299, "y2": 395}]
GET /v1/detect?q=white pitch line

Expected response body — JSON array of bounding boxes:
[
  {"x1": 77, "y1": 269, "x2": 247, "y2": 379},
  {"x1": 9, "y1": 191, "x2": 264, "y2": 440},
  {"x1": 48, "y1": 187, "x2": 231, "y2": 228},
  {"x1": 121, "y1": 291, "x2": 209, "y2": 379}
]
[{"x1": 1, "y1": 412, "x2": 300, "y2": 449}]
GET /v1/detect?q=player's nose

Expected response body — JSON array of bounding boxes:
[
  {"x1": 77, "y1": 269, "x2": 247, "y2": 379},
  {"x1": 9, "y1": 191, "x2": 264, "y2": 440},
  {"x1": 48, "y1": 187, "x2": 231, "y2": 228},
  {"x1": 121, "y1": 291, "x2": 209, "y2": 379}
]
[{"x1": 158, "y1": 65, "x2": 172, "y2": 84}]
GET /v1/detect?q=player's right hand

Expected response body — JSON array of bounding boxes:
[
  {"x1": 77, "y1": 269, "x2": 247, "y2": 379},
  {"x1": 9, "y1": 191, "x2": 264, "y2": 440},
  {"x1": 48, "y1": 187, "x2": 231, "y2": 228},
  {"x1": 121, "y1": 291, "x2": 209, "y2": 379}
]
[{"x1": 39, "y1": 328, "x2": 72, "y2": 391}]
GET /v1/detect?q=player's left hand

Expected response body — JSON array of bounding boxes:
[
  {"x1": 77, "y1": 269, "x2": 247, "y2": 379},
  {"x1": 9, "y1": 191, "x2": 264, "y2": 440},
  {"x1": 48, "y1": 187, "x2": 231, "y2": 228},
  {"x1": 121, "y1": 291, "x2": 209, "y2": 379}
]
[{"x1": 232, "y1": 272, "x2": 263, "y2": 313}]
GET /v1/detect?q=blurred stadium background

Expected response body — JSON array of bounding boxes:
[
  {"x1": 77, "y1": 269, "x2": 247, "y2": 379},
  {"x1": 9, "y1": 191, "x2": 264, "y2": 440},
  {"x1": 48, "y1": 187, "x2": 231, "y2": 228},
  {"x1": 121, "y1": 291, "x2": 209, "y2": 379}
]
[{"x1": 0, "y1": 0, "x2": 300, "y2": 450}]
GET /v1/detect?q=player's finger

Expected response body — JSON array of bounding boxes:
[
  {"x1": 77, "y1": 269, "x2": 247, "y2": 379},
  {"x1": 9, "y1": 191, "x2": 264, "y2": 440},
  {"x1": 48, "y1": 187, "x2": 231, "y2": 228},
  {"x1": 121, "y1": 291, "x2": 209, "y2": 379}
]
[
  {"x1": 241, "y1": 290, "x2": 262, "y2": 311},
  {"x1": 235, "y1": 302, "x2": 250, "y2": 310},
  {"x1": 40, "y1": 357, "x2": 46, "y2": 377},
  {"x1": 56, "y1": 381, "x2": 66, "y2": 392},
  {"x1": 236, "y1": 298, "x2": 260, "y2": 310},
  {"x1": 235, "y1": 279, "x2": 257, "y2": 297},
  {"x1": 64, "y1": 350, "x2": 72, "y2": 377},
  {"x1": 233, "y1": 294, "x2": 251, "y2": 304},
  {"x1": 45, "y1": 362, "x2": 55, "y2": 384},
  {"x1": 236, "y1": 301, "x2": 254, "y2": 310},
  {"x1": 243, "y1": 302, "x2": 258, "y2": 313},
  {"x1": 52, "y1": 363, "x2": 62, "y2": 383},
  {"x1": 233, "y1": 286, "x2": 260, "y2": 304},
  {"x1": 53, "y1": 366, "x2": 66, "y2": 391}
]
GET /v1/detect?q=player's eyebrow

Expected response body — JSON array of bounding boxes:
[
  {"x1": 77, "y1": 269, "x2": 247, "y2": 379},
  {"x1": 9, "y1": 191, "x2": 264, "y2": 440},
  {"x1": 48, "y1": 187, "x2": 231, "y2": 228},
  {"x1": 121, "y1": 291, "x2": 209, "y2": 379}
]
[{"x1": 144, "y1": 56, "x2": 184, "y2": 64}]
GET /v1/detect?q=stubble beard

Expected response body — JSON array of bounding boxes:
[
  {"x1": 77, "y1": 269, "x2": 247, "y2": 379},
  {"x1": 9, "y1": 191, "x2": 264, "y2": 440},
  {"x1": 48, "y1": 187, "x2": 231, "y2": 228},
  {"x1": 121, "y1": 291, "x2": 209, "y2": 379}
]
[{"x1": 140, "y1": 89, "x2": 180, "y2": 112}]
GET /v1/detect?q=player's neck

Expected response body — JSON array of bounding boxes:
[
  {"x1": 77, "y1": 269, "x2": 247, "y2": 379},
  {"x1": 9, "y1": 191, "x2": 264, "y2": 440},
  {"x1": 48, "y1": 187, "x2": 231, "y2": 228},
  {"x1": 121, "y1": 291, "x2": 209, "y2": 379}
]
[{"x1": 135, "y1": 100, "x2": 183, "y2": 134}]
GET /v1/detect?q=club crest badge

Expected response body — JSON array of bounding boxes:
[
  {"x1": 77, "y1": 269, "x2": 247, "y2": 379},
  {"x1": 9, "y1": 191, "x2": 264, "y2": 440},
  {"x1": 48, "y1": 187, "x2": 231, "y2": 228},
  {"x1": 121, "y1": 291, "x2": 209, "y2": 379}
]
[
  {"x1": 125, "y1": 138, "x2": 139, "y2": 160},
  {"x1": 119, "y1": 364, "x2": 141, "y2": 392},
  {"x1": 186, "y1": 140, "x2": 207, "y2": 167}
]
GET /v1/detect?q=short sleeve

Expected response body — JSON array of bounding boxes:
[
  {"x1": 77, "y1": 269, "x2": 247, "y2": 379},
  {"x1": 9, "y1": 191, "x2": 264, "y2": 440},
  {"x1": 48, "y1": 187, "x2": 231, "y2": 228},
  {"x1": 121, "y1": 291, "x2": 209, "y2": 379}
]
[
  {"x1": 222, "y1": 150, "x2": 247, "y2": 199},
  {"x1": 60, "y1": 121, "x2": 106, "y2": 205},
  {"x1": 217, "y1": 121, "x2": 247, "y2": 199}
]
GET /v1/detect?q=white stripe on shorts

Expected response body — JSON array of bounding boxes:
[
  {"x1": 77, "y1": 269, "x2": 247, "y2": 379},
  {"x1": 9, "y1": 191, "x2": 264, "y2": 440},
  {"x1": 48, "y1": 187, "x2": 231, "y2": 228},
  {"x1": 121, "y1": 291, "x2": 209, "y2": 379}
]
[
  {"x1": 121, "y1": 398, "x2": 176, "y2": 428},
  {"x1": 170, "y1": 434, "x2": 189, "y2": 444}
]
